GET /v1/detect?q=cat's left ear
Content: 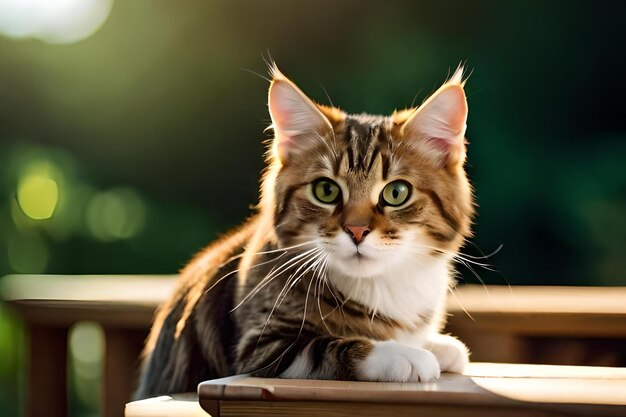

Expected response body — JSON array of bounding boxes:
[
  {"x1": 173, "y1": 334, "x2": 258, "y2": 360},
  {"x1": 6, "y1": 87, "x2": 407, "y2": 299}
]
[
  {"x1": 400, "y1": 67, "x2": 468, "y2": 169},
  {"x1": 268, "y1": 65, "x2": 334, "y2": 164}
]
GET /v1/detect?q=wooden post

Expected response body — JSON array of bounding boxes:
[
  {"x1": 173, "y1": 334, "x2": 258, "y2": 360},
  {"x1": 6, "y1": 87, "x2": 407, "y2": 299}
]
[
  {"x1": 103, "y1": 328, "x2": 147, "y2": 417},
  {"x1": 27, "y1": 324, "x2": 68, "y2": 417}
]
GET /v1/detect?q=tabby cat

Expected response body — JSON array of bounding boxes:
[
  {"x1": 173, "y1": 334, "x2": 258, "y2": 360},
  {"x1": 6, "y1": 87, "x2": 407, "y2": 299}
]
[{"x1": 135, "y1": 64, "x2": 474, "y2": 399}]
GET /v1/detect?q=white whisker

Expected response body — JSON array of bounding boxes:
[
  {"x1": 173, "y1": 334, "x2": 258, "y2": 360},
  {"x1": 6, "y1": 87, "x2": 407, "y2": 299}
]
[
  {"x1": 204, "y1": 252, "x2": 287, "y2": 295},
  {"x1": 255, "y1": 249, "x2": 326, "y2": 348},
  {"x1": 263, "y1": 249, "x2": 323, "y2": 328},
  {"x1": 447, "y1": 286, "x2": 475, "y2": 322},
  {"x1": 206, "y1": 240, "x2": 319, "y2": 296},
  {"x1": 219, "y1": 240, "x2": 318, "y2": 268},
  {"x1": 232, "y1": 247, "x2": 320, "y2": 312}
]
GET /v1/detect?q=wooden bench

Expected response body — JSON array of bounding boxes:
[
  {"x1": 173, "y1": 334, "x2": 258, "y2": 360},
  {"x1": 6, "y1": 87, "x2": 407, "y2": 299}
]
[{"x1": 2, "y1": 274, "x2": 626, "y2": 417}]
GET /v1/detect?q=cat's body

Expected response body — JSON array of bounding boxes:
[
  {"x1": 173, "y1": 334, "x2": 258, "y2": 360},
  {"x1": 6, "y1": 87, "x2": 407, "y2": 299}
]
[{"x1": 135, "y1": 66, "x2": 474, "y2": 399}]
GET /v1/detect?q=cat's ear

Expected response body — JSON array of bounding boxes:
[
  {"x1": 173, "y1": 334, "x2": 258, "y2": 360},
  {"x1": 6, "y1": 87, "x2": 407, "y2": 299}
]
[
  {"x1": 268, "y1": 65, "x2": 333, "y2": 163},
  {"x1": 400, "y1": 67, "x2": 468, "y2": 168}
]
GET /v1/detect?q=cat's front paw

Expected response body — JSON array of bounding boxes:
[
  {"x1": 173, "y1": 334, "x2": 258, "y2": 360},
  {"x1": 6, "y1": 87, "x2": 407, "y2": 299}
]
[
  {"x1": 426, "y1": 334, "x2": 469, "y2": 374},
  {"x1": 358, "y1": 340, "x2": 440, "y2": 382}
]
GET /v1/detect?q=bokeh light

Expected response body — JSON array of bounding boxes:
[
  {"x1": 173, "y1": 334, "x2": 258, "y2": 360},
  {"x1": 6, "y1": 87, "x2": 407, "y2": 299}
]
[
  {"x1": 70, "y1": 322, "x2": 103, "y2": 380},
  {"x1": 0, "y1": 0, "x2": 114, "y2": 44},
  {"x1": 16, "y1": 174, "x2": 59, "y2": 220},
  {"x1": 86, "y1": 188, "x2": 146, "y2": 241},
  {"x1": 69, "y1": 322, "x2": 103, "y2": 409}
]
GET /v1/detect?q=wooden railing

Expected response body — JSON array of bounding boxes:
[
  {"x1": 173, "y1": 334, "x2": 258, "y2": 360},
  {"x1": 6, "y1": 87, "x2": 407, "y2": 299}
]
[
  {"x1": 1, "y1": 275, "x2": 175, "y2": 417},
  {"x1": 2, "y1": 275, "x2": 626, "y2": 417}
]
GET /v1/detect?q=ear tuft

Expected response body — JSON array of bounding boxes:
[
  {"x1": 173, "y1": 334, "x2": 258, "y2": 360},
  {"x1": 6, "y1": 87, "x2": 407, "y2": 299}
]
[
  {"x1": 447, "y1": 64, "x2": 466, "y2": 87},
  {"x1": 267, "y1": 66, "x2": 332, "y2": 163},
  {"x1": 401, "y1": 66, "x2": 469, "y2": 168},
  {"x1": 268, "y1": 61, "x2": 286, "y2": 82}
]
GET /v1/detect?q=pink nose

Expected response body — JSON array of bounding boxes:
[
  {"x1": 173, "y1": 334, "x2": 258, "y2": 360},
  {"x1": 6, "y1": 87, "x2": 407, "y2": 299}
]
[{"x1": 344, "y1": 225, "x2": 371, "y2": 245}]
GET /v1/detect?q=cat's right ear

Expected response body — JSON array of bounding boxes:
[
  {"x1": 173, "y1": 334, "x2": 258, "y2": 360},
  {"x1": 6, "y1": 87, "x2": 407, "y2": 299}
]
[
  {"x1": 268, "y1": 65, "x2": 334, "y2": 163},
  {"x1": 399, "y1": 66, "x2": 468, "y2": 169}
]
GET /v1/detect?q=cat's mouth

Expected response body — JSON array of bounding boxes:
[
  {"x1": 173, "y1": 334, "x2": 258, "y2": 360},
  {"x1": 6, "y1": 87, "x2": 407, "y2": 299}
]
[
  {"x1": 343, "y1": 238, "x2": 382, "y2": 260},
  {"x1": 349, "y1": 247, "x2": 374, "y2": 263},
  {"x1": 351, "y1": 245, "x2": 367, "y2": 258}
]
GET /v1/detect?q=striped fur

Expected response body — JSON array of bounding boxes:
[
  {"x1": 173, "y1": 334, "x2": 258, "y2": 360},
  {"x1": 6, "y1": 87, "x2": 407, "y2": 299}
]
[{"x1": 135, "y1": 66, "x2": 474, "y2": 399}]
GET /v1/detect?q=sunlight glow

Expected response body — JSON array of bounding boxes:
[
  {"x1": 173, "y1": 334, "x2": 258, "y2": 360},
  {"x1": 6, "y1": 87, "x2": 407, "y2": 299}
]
[{"x1": 0, "y1": 0, "x2": 113, "y2": 44}]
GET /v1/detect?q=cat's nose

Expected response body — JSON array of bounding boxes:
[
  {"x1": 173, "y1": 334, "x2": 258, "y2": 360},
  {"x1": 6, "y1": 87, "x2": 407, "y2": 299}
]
[{"x1": 344, "y1": 225, "x2": 371, "y2": 245}]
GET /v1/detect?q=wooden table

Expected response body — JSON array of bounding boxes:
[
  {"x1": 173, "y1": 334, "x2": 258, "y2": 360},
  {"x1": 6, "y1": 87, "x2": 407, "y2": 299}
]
[
  {"x1": 197, "y1": 363, "x2": 626, "y2": 417},
  {"x1": 2, "y1": 275, "x2": 626, "y2": 417}
]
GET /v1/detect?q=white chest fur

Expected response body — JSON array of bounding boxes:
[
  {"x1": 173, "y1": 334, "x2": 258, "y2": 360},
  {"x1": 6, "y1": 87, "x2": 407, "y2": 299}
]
[{"x1": 328, "y1": 254, "x2": 451, "y2": 331}]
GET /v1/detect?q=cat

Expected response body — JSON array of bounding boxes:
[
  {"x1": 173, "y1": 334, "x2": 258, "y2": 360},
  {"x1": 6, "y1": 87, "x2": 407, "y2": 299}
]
[{"x1": 135, "y1": 64, "x2": 474, "y2": 399}]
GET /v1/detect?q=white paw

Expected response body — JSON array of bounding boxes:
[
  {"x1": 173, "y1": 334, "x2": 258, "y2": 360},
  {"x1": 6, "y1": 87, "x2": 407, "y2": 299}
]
[
  {"x1": 358, "y1": 341, "x2": 441, "y2": 382},
  {"x1": 426, "y1": 334, "x2": 469, "y2": 373}
]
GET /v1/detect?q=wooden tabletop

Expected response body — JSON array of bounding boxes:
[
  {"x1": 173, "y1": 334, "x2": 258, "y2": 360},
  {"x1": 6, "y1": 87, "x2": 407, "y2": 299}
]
[{"x1": 198, "y1": 363, "x2": 626, "y2": 417}]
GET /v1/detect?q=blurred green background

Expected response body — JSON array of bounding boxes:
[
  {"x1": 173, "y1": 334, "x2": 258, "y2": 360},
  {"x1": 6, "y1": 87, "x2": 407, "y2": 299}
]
[{"x1": 0, "y1": 0, "x2": 625, "y2": 416}]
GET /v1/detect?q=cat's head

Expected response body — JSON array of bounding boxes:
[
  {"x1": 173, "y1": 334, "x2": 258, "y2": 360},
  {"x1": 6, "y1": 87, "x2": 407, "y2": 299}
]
[{"x1": 262, "y1": 65, "x2": 474, "y2": 279}]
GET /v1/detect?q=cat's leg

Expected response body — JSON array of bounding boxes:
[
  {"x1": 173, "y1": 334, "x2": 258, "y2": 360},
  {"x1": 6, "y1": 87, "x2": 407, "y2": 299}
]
[
  {"x1": 237, "y1": 330, "x2": 440, "y2": 382},
  {"x1": 424, "y1": 333, "x2": 469, "y2": 373}
]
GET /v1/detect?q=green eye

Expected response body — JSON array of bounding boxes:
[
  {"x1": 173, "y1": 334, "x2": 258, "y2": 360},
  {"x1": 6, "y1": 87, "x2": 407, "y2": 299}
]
[
  {"x1": 311, "y1": 178, "x2": 341, "y2": 204},
  {"x1": 381, "y1": 180, "x2": 411, "y2": 207}
]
